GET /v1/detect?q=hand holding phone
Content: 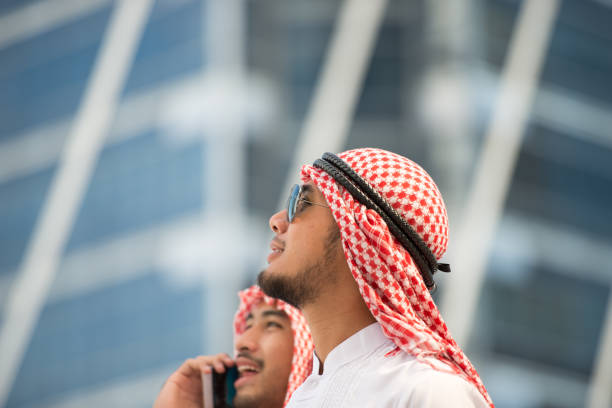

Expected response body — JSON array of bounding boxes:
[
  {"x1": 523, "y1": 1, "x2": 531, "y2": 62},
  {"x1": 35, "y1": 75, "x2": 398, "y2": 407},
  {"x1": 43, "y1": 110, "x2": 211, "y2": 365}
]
[{"x1": 153, "y1": 354, "x2": 236, "y2": 408}]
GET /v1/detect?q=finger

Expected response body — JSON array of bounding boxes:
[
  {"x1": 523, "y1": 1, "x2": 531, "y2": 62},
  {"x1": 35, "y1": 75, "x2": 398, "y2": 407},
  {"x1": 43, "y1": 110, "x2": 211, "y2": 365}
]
[
  {"x1": 193, "y1": 355, "x2": 224, "y2": 374},
  {"x1": 176, "y1": 358, "x2": 202, "y2": 377},
  {"x1": 210, "y1": 352, "x2": 234, "y2": 366},
  {"x1": 200, "y1": 354, "x2": 233, "y2": 373},
  {"x1": 213, "y1": 360, "x2": 226, "y2": 373},
  {"x1": 193, "y1": 354, "x2": 229, "y2": 365},
  {"x1": 221, "y1": 354, "x2": 235, "y2": 366}
]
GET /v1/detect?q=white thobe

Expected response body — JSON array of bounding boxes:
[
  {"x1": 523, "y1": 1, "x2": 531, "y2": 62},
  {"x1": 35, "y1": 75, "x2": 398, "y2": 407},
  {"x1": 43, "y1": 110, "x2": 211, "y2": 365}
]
[{"x1": 286, "y1": 323, "x2": 489, "y2": 407}]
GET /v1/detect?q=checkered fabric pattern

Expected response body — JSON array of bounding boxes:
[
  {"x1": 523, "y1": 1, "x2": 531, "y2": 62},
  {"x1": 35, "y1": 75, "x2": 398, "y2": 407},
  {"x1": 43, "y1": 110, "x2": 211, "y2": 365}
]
[
  {"x1": 233, "y1": 285, "x2": 314, "y2": 407},
  {"x1": 301, "y1": 148, "x2": 493, "y2": 407}
]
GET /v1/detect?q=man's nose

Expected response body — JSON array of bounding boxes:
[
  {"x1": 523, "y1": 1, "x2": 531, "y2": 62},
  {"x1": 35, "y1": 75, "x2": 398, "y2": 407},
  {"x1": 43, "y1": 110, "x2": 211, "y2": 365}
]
[
  {"x1": 269, "y1": 209, "x2": 289, "y2": 234},
  {"x1": 235, "y1": 329, "x2": 259, "y2": 352}
]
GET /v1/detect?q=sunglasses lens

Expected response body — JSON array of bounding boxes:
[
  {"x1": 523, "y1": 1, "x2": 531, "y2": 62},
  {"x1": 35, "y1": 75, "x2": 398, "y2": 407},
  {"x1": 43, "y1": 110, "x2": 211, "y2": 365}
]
[{"x1": 287, "y1": 184, "x2": 300, "y2": 222}]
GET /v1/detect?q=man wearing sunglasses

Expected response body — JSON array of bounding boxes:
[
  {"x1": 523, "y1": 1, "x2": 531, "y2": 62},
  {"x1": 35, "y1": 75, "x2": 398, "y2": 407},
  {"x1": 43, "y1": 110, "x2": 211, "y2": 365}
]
[{"x1": 258, "y1": 148, "x2": 494, "y2": 407}]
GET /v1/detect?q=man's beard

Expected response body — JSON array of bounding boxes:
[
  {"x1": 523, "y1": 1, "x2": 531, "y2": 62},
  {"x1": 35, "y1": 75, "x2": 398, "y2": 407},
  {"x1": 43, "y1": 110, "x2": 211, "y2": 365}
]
[{"x1": 258, "y1": 225, "x2": 341, "y2": 309}]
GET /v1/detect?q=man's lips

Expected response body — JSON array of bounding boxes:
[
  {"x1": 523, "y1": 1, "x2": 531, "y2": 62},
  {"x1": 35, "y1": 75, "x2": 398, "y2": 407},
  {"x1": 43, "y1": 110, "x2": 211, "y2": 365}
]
[
  {"x1": 234, "y1": 356, "x2": 263, "y2": 388},
  {"x1": 267, "y1": 238, "x2": 285, "y2": 263}
]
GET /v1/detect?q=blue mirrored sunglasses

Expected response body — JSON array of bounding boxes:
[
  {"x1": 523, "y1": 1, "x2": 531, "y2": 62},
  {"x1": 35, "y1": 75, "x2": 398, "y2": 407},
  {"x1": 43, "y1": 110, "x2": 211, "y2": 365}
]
[{"x1": 286, "y1": 184, "x2": 328, "y2": 223}]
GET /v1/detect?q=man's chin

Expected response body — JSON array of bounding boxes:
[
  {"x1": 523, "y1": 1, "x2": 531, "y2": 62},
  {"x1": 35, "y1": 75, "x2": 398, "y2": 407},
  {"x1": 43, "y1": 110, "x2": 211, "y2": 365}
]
[
  {"x1": 233, "y1": 387, "x2": 261, "y2": 408},
  {"x1": 256, "y1": 270, "x2": 298, "y2": 307},
  {"x1": 256, "y1": 269, "x2": 275, "y2": 295}
]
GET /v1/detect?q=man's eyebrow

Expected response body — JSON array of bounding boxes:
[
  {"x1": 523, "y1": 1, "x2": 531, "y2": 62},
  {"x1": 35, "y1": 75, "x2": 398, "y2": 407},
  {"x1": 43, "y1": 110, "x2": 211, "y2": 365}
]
[
  {"x1": 301, "y1": 184, "x2": 317, "y2": 200},
  {"x1": 245, "y1": 312, "x2": 254, "y2": 321},
  {"x1": 301, "y1": 184, "x2": 314, "y2": 193},
  {"x1": 261, "y1": 310, "x2": 290, "y2": 320}
]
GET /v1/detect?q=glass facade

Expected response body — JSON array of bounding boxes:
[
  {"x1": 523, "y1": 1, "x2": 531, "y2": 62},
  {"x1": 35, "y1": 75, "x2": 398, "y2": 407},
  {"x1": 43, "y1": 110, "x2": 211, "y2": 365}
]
[{"x1": 1, "y1": 0, "x2": 611, "y2": 407}]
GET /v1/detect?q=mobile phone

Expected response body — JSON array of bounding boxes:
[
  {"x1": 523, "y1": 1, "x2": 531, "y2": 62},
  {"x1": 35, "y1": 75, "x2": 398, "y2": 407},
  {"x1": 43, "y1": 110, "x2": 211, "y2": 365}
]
[{"x1": 202, "y1": 365, "x2": 238, "y2": 408}]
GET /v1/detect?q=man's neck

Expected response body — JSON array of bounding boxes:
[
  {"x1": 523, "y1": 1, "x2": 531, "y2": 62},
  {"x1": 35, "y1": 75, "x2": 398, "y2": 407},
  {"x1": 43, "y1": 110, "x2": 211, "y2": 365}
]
[{"x1": 301, "y1": 279, "x2": 376, "y2": 374}]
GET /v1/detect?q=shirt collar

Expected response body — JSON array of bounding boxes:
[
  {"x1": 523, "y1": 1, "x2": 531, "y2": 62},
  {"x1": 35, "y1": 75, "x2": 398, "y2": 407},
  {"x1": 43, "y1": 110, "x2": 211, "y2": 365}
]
[{"x1": 312, "y1": 322, "x2": 390, "y2": 376}]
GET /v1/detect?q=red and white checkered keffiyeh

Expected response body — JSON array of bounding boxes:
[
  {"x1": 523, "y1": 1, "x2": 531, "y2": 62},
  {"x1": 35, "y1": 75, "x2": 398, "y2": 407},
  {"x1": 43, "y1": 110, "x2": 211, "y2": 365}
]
[
  {"x1": 233, "y1": 285, "x2": 314, "y2": 407},
  {"x1": 301, "y1": 148, "x2": 493, "y2": 407}
]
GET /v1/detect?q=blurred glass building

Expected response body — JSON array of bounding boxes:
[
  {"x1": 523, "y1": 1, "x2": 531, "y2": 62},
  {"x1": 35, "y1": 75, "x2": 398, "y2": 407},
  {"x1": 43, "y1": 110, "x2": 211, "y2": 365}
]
[{"x1": 0, "y1": 0, "x2": 611, "y2": 407}]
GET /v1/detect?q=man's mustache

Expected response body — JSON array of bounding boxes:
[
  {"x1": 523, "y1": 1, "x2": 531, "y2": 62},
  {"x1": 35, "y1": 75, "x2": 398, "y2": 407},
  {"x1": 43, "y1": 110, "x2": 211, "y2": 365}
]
[{"x1": 236, "y1": 352, "x2": 264, "y2": 370}]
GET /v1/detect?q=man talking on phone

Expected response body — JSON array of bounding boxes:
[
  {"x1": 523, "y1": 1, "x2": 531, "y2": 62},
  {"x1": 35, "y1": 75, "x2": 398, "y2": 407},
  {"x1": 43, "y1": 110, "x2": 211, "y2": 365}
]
[
  {"x1": 258, "y1": 148, "x2": 494, "y2": 407},
  {"x1": 154, "y1": 285, "x2": 313, "y2": 408}
]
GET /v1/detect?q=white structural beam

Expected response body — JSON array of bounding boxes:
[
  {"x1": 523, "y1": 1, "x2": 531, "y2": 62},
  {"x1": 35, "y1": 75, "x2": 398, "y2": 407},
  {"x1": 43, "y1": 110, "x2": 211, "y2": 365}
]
[
  {"x1": 420, "y1": 0, "x2": 478, "y2": 226},
  {"x1": 439, "y1": 0, "x2": 560, "y2": 346},
  {"x1": 0, "y1": 0, "x2": 153, "y2": 405},
  {"x1": 200, "y1": 0, "x2": 248, "y2": 355},
  {"x1": 587, "y1": 296, "x2": 612, "y2": 408},
  {"x1": 279, "y1": 0, "x2": 389, "y2": 204},
  {"x1": 0, "y1": 0, "x2": 111, "y2": 49}
]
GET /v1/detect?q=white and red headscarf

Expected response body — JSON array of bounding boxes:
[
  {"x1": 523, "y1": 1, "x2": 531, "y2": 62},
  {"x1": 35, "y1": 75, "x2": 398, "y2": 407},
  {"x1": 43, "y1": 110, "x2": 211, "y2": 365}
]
[
  {"x1": 301, "y1": 148, "x2": 494, "y2": 407},
  {"x1": 233, "y1": 285, "x2": 314, "y2": 407}
]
